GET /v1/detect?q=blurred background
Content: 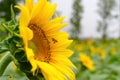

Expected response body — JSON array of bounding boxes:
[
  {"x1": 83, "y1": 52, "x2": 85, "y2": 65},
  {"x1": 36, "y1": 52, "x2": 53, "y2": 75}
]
[
  {"x1": 0, "y1": 0, "x2": 120, "y2": 80},
  {"x1": 51, "y1": 0, "x2": 120, "y2": 39}
]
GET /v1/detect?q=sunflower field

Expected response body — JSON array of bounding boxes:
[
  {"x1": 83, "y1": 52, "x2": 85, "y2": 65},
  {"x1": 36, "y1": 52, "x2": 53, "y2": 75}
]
[
  {"x1": 70, "y1": 39, "x2": 120, "y2": 80},
  {"x1": 0, "y1": 0, "x2": 120, "y2": 80}
]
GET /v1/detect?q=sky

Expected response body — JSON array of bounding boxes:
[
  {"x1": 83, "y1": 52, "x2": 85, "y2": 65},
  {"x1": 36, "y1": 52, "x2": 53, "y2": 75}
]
[{"x1": 51, "y1": 0, "x2": 120, "y2": 38}]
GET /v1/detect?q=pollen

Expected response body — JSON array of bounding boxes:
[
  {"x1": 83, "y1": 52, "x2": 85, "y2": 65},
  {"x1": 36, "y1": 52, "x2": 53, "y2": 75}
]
[{"x1": 28, "y1": 24, "x2": 51, "y2": 62}]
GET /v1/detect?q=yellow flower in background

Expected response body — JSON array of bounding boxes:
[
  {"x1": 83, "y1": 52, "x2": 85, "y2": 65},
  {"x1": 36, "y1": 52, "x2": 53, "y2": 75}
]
[
  {"x1": 99, "y1": 50, "x2": 106, "y2": 59},
  {"x1": 96, "y1": 48, "x2": 106, "y2": 59},
  {"x1": 90, "y1": 46, "x2": 96, "y2": 55},
  {"x1": 16, "y1": 0, "x2": 76, "y2": 80},
  {"x1": 111, "y1": 48, "x2": 116, "y2": 55},
  {"x1": 87, "y1": 39, "x2": 94, "y2": 45},
  {"x1": 96, "y1": 47, "x2": 101, "y2": 53},
  {"x1": 75, "y1": 44, "x2": 85, "y2": 51},
  {"x1": 79, "y1": 53, "x2": 95, "y2": 71}
]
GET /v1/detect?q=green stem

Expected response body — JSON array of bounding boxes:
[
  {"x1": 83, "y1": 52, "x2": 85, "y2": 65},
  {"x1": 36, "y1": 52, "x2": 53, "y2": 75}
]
[
  {"x1": 0, "y1": 53, "x2": 13, "y2": 76},
  {"x1": 2, "y1": 24, "x2": 20, "y2": 37},
  {"x1": 2, "y1": 24, "x2": 13, "y2": 34}
]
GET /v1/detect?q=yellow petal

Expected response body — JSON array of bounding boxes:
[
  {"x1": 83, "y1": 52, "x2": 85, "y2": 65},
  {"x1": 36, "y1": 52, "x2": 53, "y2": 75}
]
[
  {"x1": 25, "y1": 0, "x2": 34, "y2": 13},
  {"x1": 52, "y1": 40, "x2": 73, "y2": 49},
  {"x1": 51, "y1": 54, "x2": 76, "y2": 69},
  {"x1": 37, "y1": 61, "x2": 66, "y2": 80},
  {"x1": 31, "y1": 0, "x2": 47, "y2": 19},
  {"x1": 46, "y1": 23, "x2": 67, "y2": 33},
  {"x1": 51, "y1": 48, "x2": 73, "y2": 57},
  {"x1": 20, "y1": 27, "x2": 33, "y2": 41},
  {"x1": 50, "y1": 61, "x2": 75, "y2": 80},
  {"x1": 16, "y1": 5, "x2": 30, "y2": 27},
  {"x1": 25, "y1": 48, "x2": 37, "y2": 73}
]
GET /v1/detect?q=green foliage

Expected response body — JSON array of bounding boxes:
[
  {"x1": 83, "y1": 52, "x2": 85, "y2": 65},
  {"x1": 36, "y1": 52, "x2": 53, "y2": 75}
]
[
  {"x1": 0, "y1": 0, "x2": 120, "y2": 80},
  {"x1": 70, "y1": 0, "x2": 83, "y2": 39},
  {"x1": 0, "y1": 0, "x2": 22, "y2": 21},
  {"x1": 70, "y1": 39, "x2": 120, "y2": 80},
  {"x1": 0, "y1": 62, "x2": 29, "y2": 80},
  {"x1": 0, "y1": 6, "x2": 45, "y2": 80},
  {"x1": 0, "y1": 18, "x2": 34, "y2": 80}
]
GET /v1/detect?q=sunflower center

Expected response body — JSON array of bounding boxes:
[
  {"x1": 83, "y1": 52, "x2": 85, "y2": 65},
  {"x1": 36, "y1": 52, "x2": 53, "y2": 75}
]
[{"x1": 28, "y1": 24, "x2": 51, "y2": 62}]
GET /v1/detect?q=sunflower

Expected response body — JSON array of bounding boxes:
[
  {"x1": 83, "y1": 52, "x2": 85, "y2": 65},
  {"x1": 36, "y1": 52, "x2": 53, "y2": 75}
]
[
  {"x1": 16, "y1": 0, "x2": 76, "y2": 80},
  {"x1": 79, "y1": 53, "x2": 95, "y2": 71}
]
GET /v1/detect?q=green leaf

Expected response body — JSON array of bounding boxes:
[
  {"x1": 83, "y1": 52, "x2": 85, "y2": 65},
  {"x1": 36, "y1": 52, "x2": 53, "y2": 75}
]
[
  {"x1": 90, "y1": 74, "x2": 108, "y2": 80},
  {"x1": 0, "y1": 53, "x2": 13, "y2": 76},
  {"x1": 3, "y1": 62, "x2": 29, "y2": 80},
  {"x1": 10, "y1": 5, "x2": 15, "y2": 22},
  {"x1": 107, "y1": 64, "x2": 120, "y2": 72},
  {"x1": 0, "y1": 76, "x2": 9, "y2": 80},
  {"x1": 0, "y1": 40, "x2": 9, "y2": 54}
]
